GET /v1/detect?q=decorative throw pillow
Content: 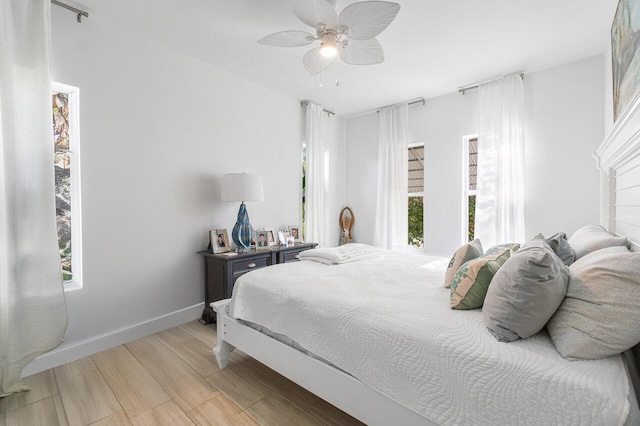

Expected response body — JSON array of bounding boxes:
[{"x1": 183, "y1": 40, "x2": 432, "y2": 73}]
[
  {"x1": 484, "y1": 243, "x2": 520, "y2": 256},
  {"x1": 547, "y1": 246, "x2": 640, "y2": 360},
  {"x1": 450, "y1": 248, "x2": 512, "y2": 310},
  {"x1": 545, "y1": 232, "x2": 576, "y2": 266},
  {"x1": 444, "y1": 239, "x2": 483, "y2": 288},
  {"x1": 483, "y1": 235, "x2": 569, "y2": 342},
  {"x1": 568, "y1": 224, "x2": 628, "y2": 260}
]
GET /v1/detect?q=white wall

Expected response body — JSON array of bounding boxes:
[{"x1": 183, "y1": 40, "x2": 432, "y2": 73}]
[
  {"x1": 523, "y1": 55, "x2": 604, "y2": 239},
  {"x1": 345, "y1": 55, "x2": 604, "y2": 257},
  {"x1": 27, "y1": 7, "x2": 345, "y2": 373}
]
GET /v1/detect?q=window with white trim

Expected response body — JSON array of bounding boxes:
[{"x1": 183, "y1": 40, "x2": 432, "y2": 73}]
[
  {"x1": 463, "y1": 135, "x2": 478, "y2": 242},
  {"x1": 408, "y1": 143, "x2": 424, "y2": 248},
  {"x1": 52, "y1": 82, "x2": 83, "y2": 290}
]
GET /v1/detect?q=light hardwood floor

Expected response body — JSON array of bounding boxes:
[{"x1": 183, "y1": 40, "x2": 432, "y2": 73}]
[{"x1": 0, "y1": 320, "x2": 364, "y2": 426}]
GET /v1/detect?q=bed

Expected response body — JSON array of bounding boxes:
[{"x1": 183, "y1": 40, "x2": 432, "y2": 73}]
[{"x1": 211, "y1": 100, "x2": 640, "y2": 426}]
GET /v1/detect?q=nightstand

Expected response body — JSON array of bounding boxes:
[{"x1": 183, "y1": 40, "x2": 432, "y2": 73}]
[{"x1": 198, "y1": 242, "x2": 317, "y2": 323}]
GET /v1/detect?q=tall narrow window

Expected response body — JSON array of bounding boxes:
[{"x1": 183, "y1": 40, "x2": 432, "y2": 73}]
[
  {"x1": 52, "y1": 82, "x2": 82, "y2": 290},
  {"x1": 408, "y1": 143, "x2": 424, "y2": 247},
  {"x1": 464, "y1": 136, "x2": 478, "y2": 242}
]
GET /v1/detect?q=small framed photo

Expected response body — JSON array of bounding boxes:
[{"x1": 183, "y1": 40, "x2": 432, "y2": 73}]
[
  {"x1": 263, "y1": 228, "x2": 278, "y2": 247},
  {"x1": 278, "y1": 230, "x2": 288, "y2": 245},
  {"x1": 255, "y1": 230, "x2": 270, "y2": 251},
  {"x1": 211, "y1": 229, "x2": 230, "y2": 254},
  {"x1": 288, "y1": 225, "x2": 302, "y2": 242}
]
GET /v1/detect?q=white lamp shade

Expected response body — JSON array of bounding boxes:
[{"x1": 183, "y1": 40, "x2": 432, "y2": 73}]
[{"x1": 221, "y1": 173, "x2": 264, "y2": 202}]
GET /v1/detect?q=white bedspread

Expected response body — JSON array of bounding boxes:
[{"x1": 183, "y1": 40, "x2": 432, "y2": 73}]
[{"x1": 228, "y1": 248, "x2": 630, "y2": 426}]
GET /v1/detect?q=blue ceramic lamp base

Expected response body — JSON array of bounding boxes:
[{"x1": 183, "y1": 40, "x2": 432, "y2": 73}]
[{"x1": 231, "y1": 202, "x2": 253, "y2": 251}]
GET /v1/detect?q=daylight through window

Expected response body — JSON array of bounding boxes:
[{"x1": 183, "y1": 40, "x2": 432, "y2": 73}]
[
  {"x1": 52, "y1": 82, "x2": 82, "y2": 289},
  {"x1": 408, "y1": 143, "x2": 424, "y2": 248}
]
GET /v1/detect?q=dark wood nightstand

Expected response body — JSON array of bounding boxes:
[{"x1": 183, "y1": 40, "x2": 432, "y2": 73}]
[{"x1": 198, "y1": 242, "x2": 317, "y2": 323}]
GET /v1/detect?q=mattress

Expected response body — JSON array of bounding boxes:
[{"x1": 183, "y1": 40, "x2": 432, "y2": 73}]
[{"x1": 228, "y1": 248, "x2": 631, "y2": 425}]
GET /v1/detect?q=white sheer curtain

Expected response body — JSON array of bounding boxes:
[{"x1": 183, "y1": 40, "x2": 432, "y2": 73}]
[
  {"x1": 1, "y1": 0, "x2": 68, "y2": 396},
  {"x1": 304, "y1": 102, "x2": 325, "y2": 247},
  {"x1": 475, "y1": 74, "x2": 525, "y2": 249},
  {"x1": 374, "y1": 103, "x2": 408, "y2": 250}
]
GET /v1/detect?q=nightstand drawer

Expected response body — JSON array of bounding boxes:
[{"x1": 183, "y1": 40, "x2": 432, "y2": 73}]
[
  {"x1": 281, "y1": 250, "x2": 304, "y2": 263},
  {"x1": 232, "y1": 257, "x2": 269, "y2": 275}
]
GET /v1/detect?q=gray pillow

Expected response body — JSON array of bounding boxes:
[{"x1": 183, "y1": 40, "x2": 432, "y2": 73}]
[
  {"x1": 444, "y1": 239, "x2": 483, "y2": 288},
  {"x1": 545, "y1": 232, "x2": 576, "y2": 266},
  {"x1": 547, "y1": 246, "x2": 640, "y2": 360},
  {"x1": 483, "y1": 234, "x2": 569, "y2": 342},
  {"x1": 568, "y1": 224, "x2": 628, "y2": 260}
]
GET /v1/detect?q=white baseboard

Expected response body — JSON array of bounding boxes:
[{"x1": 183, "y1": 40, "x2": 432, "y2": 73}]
[{"x1": 22, "y1": 302, "x2": 205, "y2": 377}]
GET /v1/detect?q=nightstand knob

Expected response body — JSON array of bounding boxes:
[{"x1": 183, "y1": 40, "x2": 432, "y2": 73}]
[{"x1": 247, "y1": 263, "x2": 256, "y2": 269}]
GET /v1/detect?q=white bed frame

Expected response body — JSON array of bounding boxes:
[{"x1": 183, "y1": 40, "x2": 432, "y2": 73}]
[
  {"x1": 211, "y1": 300, "x2": 433, "y2": 425},
  {"x1": 211, "y1": 93, "x2": 640, "y2": 426}
]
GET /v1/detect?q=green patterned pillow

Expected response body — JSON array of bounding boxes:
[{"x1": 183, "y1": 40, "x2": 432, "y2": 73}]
[
  {"x1": 450, "y1": 248, "x2": 513, "y2": 310},
  {"x1": 444, "y1": 239, "x2": 483, "y2": 288},
  {"x1": 484, "y1": 243, "x2": 520, "y2": 256}
]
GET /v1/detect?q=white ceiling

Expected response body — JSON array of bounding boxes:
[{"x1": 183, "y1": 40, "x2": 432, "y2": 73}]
[{"x1": 62, "y1": 0, "x2": 619, "y2": 117}]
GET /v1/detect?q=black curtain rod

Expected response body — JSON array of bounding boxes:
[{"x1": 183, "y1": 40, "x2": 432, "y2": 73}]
[{"x1": 51, "y1": 0, "x2": 88, "y2": 23}]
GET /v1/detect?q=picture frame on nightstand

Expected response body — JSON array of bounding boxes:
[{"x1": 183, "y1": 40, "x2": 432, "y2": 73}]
[
  {"x1": 211, "y1": 229, "x2": 230, "y2": 254},
  {"x1": 255, "y1": 230, "x2": 270, "y2": 250},
  {"x1": 288, "y1": 225, "x2": 302, "y2": 242},
  {"x1": 263, "y1": 228, "x2": 277, "y2": 247}
]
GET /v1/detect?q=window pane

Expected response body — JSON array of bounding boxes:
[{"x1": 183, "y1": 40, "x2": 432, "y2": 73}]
[
  {"x1": 408, "y1": 196, "x2": 424, "y2": 247},
  {"x1": 469, "y1": 137, "x2": 477, "y2": 191},
  {"x1": 53, "y1": 91, "x2": 72, "y2": 281},
  {"x1": 468, "y1": 194, "x2": 476, "y2": 242}
]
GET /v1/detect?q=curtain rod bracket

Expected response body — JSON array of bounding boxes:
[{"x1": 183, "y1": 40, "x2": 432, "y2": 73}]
[{"x1": 51, "y1": 0, "x2": 89, "y2": 23}]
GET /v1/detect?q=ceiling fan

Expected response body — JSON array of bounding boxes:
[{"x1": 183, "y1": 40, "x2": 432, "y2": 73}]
[{"x1": 258, "y1": 0, "x2": 401, "y2": 75}]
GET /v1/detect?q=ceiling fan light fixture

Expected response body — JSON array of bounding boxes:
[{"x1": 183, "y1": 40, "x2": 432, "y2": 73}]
[{"x1": 320, "y1": 33, "x2": 338, "y2": 57}]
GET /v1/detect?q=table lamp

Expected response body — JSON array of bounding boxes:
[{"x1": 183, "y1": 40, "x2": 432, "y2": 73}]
[{"x1": 221, "y1": 173, "x2": 264, "y2": 251}]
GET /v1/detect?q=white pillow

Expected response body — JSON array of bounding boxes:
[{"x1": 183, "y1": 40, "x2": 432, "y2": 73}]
[
  {"x1": 547, "y1": 245, "x2": 640, "y2": 360},
  {"x1": 567, "y1": 224, "x2": 628, "y2": 260}
]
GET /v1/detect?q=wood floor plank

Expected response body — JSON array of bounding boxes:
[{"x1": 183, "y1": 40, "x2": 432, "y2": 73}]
[
  {"x1": 186, "y1": 394, "x2": 259, "y2": 426},
  {"x1": 235, "y1": 359, "x2": 324, "y2": 410},
  {"x1": 91, "y1": 345, "x2": 135, "y2": 368},
  {"x1": 129, "y1": 400, "x2": 194, "y2": 426},
  {"x1": 53, "y1": 355, "x2": 97, "y2": 379},
  {"x1": 125, "y1": 336, "x2": 219, "y2": 412},
  {"x1": 155, "y1": 328, "x2": 220, "y2": 378},
  {"x1": 55, "y1": 368, "x2": 122, "y2": 425},
  {"x1": 89, "y1": 410, "x2": 131, "y2": 426},
  {"x1": 96, "y1": 354, "x2": 171, "y2": 417},
  {"x1": 305, "y1": 398, "x2": 365, "y2": 426},
  {"x1": 179, "y1": 321, "x2": 216, "y2": 348},
  {"x1": 0, "y1": 369, "x2": 58, "y2": 412},
  {"x1": 205, "y1": 367, "x2": 271, "y2": 410},
  {"x1": 5, "y1": 395, "x2": 68, "y2": 426},
  {"x1": 245, "y1": 393, "x2": 324, "y2": 426}
]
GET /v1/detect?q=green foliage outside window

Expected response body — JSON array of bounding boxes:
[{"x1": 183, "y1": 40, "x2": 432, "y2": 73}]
[
  {"x1": 408, "y1": 196, "x2": 424, "y2": 247},
  {"x1": 468, "y1": 195, "x2": 476, "y2": 242}
]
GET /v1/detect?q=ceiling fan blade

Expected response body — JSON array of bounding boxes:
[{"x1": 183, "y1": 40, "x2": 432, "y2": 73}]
[
  {"x1": 338, "y1": 1, "x2": 400, "y2": 40},
  {"x1": 293, "y1": 0, "x2": 339, "y2": 29},
  {"x1": 258, "y1": 30, "x2": 315, "y2": 47},
  {"x1": 339, "y1": 38, "x2": 384, "y2": 65},
  {"x1": 303, "y1": 47, "x2": 337, "y2": 75}
]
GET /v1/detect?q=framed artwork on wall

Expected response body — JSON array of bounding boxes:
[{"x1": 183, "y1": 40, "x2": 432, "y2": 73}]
[
  {"x1": 211, "y1": 229, "x2": 230, "y2": 254},
  {"x1": 612, "y1": 0, "x2": 640, "y2": 121}
]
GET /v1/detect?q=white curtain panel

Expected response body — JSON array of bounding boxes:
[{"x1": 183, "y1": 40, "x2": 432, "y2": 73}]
[
  {"x1": 0, "y1": 0, "x2": 68, "y2": 396},
  {"x1": 475, "y1": 74, "x2": 525, "y2": 249},
  {"x1": 374, "y1": 103, "x2": 409, "y2": 250},
  {"x1": 304, "y1": 102, "x2": 325, "y2": 247}
]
